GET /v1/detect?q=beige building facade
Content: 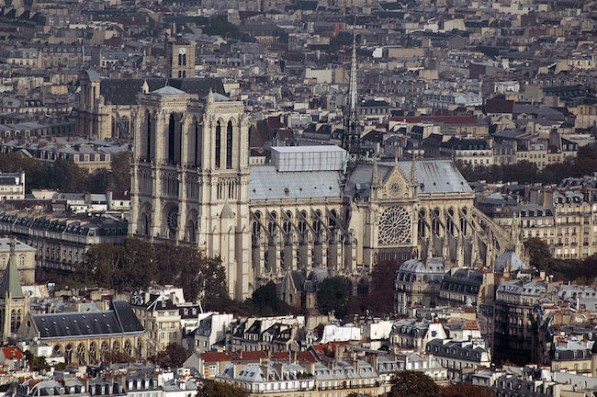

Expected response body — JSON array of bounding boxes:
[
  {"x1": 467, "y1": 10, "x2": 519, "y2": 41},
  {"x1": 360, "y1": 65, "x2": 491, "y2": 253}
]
[{"x1": 0, "y1": 172, "x2": 25, "y2": 201}]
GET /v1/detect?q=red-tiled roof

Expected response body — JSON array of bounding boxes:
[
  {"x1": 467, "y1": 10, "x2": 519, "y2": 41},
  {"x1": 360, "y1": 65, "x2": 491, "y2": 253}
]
[
  {"x1": 236, "y1": 351, "x2": 268, "y2": 361},
  {"x1": 271, "y1": 351, "x2": 318, "y2": 364},
  {"x1": 199, "y1": 352, "x2": 233, "y2": 363},
  {"x1": 1, "y1": 347, "x2": 23, "y2": 360}
]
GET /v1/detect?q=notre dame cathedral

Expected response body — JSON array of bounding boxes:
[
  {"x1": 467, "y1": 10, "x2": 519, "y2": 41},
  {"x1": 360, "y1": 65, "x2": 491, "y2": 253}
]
[
  {"x1": 119, "y1": 36, "x2": 517, "y2": 301},
  {"x1": 128, "y1": 85, "x2": 516, "y2": 301}
]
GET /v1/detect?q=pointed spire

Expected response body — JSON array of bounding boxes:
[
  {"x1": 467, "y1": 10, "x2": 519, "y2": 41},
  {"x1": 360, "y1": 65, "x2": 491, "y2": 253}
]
[
  {"x1": 207, "y1": 88, "x2": 214, "y2": 104},
  {"x1": 410, "y1": 152, "x2": 418, "y2": 194},
  {"x1": 164, "y1": 78, "x2": 169, "y2": 87},
  {"x1": 510, "y1": 211, "x2": 518, "y2": 241},
  {"x1": 142, "y1": 79, "x2": 149, "y2": 94},
  {"x1": 342, "y1": 29, "x2": 361, "y2": 162},
  {"x1": 0, "y1": 238, "x2": 23, "y2": 299},
  {"x1": 371, "y1": 156, "x2": 381, "y2": 189},
  {"x1": 348, "y1": 31, "x2": 358, "y2": 117}
]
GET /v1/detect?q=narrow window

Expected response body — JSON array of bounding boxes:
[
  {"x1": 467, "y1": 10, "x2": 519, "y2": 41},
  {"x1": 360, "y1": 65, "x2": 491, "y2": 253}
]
[
  {"x1": 226, "y1": 120, "x2": 233, "y2": 169},
  {"x1": 215, "y1": 122, "x2": 221, "y2": 168}
]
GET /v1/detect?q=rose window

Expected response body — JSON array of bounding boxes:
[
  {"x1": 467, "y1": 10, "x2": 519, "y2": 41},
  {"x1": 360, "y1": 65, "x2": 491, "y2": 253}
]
[
  {"x1": 378, "y1": 206, "x2": 412, "y2": 245},
  {"x1": 167, "y1": 207, "x2": 179, "y2": 237},
  {"x1": 390, "y1": 181, "x2": 400, "y2": 194}
]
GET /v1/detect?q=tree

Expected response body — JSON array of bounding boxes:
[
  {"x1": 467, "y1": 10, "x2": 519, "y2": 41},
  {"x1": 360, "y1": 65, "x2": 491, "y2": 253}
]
[
  {"x1": 195, "y1": 256, "x2": 228, "y2": 303},
  {"x1": 104, "y1": 350, "x2": 135, "y2": 364},
  {"x1": 88, "y1": 168, "x2": 111, "y2": 193},
  {"x1": 149, "y1": 343, "x2": 190, "y2": 369},
  {"x1": 441, "y1": 383, "x2": 495, "y2": 397},
  {"x1": 121, "y1": 237, "x2": 156, "y2": 288},
  {"x1": 524, "y1": 237, "x2": 552, "y2": 269},
  {"x1": 47, "y1": 158, "x2": 89, "y2": 192},
  {"x1": 197, "y1": 381, "x2": 248, "y2": 397},
  {"x1": 24, "y1": 350, "x2": 50, "y2": 371},
  {"x1": 110, "y1": 151, "x2": 131, "y2": 193},
  {"x1": 365, "y1": 260, "x2": 401, "y2": 315},
  {"x1": 81, "y1": 237, "x2": 155, "y2": 290},
  {"x1": 456, "y1": 144, "x2": 597, "y2": 185},
  {"x1": 317, "y1": 276, "x2": 353, "y2": 319},
  {"x1": 389, "y1": 371, "x2": 440, "y2": 397},
  {"x1": 153, "y1": 243, "x2": 228, "y2": 303},
  {"x1": 250, "y1": 281, "x2": 292, "y2": 316}
]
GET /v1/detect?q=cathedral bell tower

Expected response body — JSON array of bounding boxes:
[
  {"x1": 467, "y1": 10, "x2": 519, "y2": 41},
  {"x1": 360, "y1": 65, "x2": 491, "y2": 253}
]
[{"x1": 131, "y1": 85, "x2": 252, "y2": 300}]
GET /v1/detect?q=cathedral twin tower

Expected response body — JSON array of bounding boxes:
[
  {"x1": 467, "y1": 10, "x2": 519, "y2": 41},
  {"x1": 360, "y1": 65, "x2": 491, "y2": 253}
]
[{"x1": 131, "y1": 86, "x2": 251, "y2": 299}]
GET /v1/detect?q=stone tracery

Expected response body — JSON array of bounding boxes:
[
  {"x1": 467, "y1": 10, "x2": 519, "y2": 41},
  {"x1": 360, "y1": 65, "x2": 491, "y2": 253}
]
[{"x1": 378, "y1": 206, "x2": 412, "y2": 245}]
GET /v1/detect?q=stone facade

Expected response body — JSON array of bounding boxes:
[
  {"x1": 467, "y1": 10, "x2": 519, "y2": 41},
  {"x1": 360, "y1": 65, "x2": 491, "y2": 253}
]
[{"x1": 130, "y1": 87, "x2": 516, "y2": 300}]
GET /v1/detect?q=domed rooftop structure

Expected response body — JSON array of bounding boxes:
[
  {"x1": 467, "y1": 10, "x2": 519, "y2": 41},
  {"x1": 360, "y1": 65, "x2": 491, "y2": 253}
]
[{"x1": 399, "y1": 257, "x2": 445, "y2": 274}]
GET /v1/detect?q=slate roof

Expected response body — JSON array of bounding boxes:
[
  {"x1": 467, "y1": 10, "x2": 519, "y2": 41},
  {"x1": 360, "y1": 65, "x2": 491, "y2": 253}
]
[
  {"x1": 398, "y1": 160, "x2": 472, "y2": 194},
  {"x1": 494, "y1": 250, "x2": 527, "y2": 273},
  {"x1": 151, "y1": 86, "x2": 187, "y2": 96},
  {"x1": 0, "y1": 173, "x2": 21, "y2": 186},
  {"x1": 0, "y1": 238, "x2": 34, "y2": 253},
  {"x1": 99, "y1": 78, "x2": 224, "y2": 105},
  {"x1": 345, "y1": 160, "x2": 472, "y2": 199},
  {"x1": 426, "y1": 339, "x2": 489, "y2": 362},
  {"x1": 248, "y1": 165, "x2": 342, "y2": 200},
  {"x1": 33, "y1": 301, "x2": 143, "y2": 339},
  {"x1": 399, "y1": 258, "x2": 445, "y2": 275}
]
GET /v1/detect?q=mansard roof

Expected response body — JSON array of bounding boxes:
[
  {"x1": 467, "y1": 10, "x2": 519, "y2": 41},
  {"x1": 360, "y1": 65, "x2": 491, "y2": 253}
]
[
  {"x1": 399, "y1": 257, "x2": 445, "y2": 274},
  {"x1": 33, "y1": 301, "x2": 143, "y2": 339},
  {"x1": 98, "y1": 77, "x2": 224, "y2": 106}
]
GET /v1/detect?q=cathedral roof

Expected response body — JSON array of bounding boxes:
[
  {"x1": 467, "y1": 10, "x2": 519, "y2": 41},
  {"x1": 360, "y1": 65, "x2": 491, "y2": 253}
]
[
  {"x1": 397, "y1": 160, "x2": 472, "y2": 194},
  {"x1": 345, "y1": 159, "x2": 472, "y2": 199},
  {"x1": 248, "y1": 165, "x2": 342, "y2": 200},
  {"x1": 98, "y1": 77, "x2": 224, "y2": 105},
  {"x1": 151, "y1": 85, "x2": 187, "y2": 95}
]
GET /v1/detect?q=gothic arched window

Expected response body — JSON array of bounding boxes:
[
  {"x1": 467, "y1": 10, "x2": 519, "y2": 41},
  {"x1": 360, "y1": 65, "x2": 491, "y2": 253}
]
[
  {"x1": 226, "y1": 120, "x2": 233, "y2": 169},
  {"x1": 168, "y1": 114, "x2": 176, "y2": 164},
  {"x1": 146, "y1": 111, "x2": 152, "y2": 160},
  {"x1": 194, "y1": 118, "x2": 202, "y2": 167},
  {"x1": 215, "y1": 121, "x2": 221, "y2": 169}
]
